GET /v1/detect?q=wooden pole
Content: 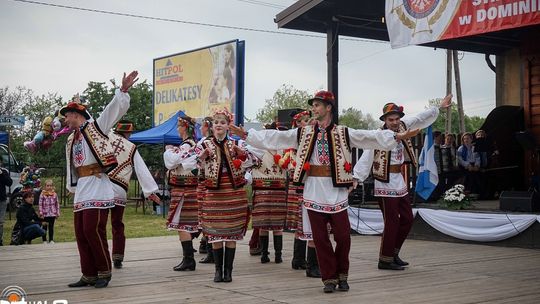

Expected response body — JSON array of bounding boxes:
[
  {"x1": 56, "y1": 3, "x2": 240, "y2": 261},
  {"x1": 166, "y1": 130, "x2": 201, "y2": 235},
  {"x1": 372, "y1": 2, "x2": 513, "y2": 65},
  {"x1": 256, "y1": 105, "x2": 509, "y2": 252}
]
[
  {"x1": 327, "y1": 21, "x2": 339, "y2": 123},
  {"x1": 452, "y1": 50, "x2": 466, "y2": 134},
  {"x1": 446, "y1": 50, "x2": 453, "y2": 134}
]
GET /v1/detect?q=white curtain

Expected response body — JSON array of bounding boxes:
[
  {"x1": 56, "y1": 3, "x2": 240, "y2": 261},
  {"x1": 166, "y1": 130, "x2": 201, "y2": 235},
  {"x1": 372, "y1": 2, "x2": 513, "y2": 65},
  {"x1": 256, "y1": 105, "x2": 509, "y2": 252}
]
[
  {"x1": 347, "y1": 207, "x2": 418, "y2": 235},
  {"x1": 348, "y1": 207, "x2": 540, "y2": 242},
  {"x1": 417, "y1": 209, "x2": 538, "y2": 242}
]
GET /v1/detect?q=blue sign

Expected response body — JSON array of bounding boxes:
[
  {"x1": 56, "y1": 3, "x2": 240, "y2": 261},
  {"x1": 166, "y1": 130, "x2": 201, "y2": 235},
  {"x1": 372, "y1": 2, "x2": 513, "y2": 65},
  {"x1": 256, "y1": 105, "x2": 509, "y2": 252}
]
[{"x1": 0, "y1": 115, "x2": 25, "y2": 126}]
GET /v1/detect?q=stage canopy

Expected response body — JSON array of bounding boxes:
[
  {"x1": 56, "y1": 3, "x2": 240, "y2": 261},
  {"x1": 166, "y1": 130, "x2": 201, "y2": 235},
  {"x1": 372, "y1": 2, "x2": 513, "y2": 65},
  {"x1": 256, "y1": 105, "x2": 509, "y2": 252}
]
[{"x1": 130, "y1": 111, "x2": 190, "y2": 145}]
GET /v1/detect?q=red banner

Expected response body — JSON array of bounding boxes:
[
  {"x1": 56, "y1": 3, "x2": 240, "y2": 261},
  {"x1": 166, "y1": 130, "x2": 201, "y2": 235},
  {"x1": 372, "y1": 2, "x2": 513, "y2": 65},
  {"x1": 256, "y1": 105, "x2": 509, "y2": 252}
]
[
  {"x1": 440, "y1": 0, "x2": 540, "y2": 40},
  {"x1": 386, "y1": 0, "x2": 540, "y2": 48}
]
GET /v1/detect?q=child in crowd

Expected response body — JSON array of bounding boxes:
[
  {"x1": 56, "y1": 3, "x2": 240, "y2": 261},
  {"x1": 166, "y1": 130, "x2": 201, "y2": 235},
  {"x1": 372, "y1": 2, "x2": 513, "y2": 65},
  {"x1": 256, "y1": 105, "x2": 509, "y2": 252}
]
[{"x1": 39, "y1": 179, "x2": 60, "y2": 244}]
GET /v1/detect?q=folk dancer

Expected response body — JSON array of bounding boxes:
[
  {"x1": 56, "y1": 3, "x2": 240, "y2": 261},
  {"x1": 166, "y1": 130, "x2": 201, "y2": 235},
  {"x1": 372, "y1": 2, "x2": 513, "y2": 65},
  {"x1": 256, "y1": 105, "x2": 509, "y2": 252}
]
[
  {"x1": 286, "y1": 110, "x2": 321, "y2": 278},
  {"x1": 249, "y1": 122, "x2": 288, "y2": 264},
  {"x1": 164, "y1": 115, "x2": 199, "y2": 271},
  {"x1": 64, "y1": 71, "x2": 138, "y2": 288},
  {"x1": 353, "y1": 95, "x2": 452, "y2": 270},
  {"x1": 230, "y1": 90, "x2": 417, "y2": 293},
  {"x1": 196, "y1": 109, "x2": 259, "y2": 283},
  {"x1": 108, "y1": 120, "x2": 161, "y2": 269},
  {"x1": 198, "y1": 116, "x2": 214, "y2": 264}
]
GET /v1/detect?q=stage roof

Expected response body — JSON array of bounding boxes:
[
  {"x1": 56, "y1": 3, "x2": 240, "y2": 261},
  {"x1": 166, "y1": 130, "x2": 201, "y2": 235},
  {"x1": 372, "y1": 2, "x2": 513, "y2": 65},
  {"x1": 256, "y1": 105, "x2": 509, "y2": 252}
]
[{"x1": 275, "y1": 0, "x2": 539, "y2": 54}]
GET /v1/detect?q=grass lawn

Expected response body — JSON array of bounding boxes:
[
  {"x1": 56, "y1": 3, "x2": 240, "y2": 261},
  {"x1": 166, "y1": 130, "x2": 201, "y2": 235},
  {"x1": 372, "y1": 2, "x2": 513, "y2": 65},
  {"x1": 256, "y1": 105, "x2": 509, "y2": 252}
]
[
  {"x1": 2, "y1": 204, "x2": 174, "y2": 244},
  {"x1": 2, "y1": 180, "x2": 253, "y2": 245}
]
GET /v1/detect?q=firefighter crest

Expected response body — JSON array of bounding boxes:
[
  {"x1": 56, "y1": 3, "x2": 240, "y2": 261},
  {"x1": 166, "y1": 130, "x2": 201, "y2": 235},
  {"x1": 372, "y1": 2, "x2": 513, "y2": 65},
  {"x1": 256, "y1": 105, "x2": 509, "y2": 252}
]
[{"x1": 390, "y1": 0, "x2": 449, "y2": 37}]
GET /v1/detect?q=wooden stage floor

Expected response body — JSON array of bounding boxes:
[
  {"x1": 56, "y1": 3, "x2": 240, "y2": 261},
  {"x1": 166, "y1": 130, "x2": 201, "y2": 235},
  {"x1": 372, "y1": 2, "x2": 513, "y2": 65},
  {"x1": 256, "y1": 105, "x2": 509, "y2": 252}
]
[{"x1": 1, "y1": 232, "x2": 539, "y2": 304}]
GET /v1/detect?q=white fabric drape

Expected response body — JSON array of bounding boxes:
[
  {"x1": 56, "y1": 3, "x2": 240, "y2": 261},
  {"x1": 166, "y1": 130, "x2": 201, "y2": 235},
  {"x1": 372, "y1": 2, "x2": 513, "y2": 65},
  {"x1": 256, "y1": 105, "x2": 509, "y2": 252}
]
[
  {"x1": 347, "y1": 207, "x2": 418, "y2": 235},
  {"x1": 417, "y1": 209, "x2": 538, "y2": 242},
  {"x1": 348, "y1": 207, "x2": 540, "y2": 242}
]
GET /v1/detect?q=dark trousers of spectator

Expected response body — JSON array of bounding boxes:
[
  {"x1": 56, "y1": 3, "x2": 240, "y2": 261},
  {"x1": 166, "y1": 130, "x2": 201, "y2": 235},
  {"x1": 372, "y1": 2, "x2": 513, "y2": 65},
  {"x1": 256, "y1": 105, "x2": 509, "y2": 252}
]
[
  {"x1": 0, "y1": 199, "x2": 6, "y2": 245},
  {"x1": 308, "y1": 209, "x2": 351, "y2": 284},
  {"x1": 464, "y1": 170, "x2": 484, "y2": 196},
  {"x1": 378, "y1": 195, "x2": 414, "y2": 262},
  {"x1": 74, "y1": 209, "x2": 112, "y2": 280},
  {"x1": 41, "y1": 217, "x2": 56, "y2": 242},
  {"x1": 23, "y1": 223, "x2": 46, "y2": 242},
  {"x1": 111, "y1": 205, "x2": 126, "y2": 262}
]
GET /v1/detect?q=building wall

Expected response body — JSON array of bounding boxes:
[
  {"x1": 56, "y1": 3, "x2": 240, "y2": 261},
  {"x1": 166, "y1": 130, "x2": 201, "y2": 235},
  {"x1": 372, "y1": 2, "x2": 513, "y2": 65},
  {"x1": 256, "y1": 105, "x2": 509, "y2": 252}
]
[
  {"x1": 522, "y1": 31, "x2": 540, "y2": 185},
  {"x1": 496, "y1": 48, "x2": 522, "y2": 107}
]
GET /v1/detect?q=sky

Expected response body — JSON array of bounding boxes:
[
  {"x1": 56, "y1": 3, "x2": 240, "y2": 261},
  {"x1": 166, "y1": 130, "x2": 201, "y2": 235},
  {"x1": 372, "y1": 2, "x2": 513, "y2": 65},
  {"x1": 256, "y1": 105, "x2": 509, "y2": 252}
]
[{"x1": 0, "y1": 0, "x2": 496, "y2": 121}]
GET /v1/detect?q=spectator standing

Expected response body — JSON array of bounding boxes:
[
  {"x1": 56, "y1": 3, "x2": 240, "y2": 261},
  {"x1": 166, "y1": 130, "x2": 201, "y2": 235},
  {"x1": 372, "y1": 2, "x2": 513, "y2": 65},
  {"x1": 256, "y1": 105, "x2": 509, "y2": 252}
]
[{"x1": 38, "y1": 179, "x2": 60, "y2": 244}]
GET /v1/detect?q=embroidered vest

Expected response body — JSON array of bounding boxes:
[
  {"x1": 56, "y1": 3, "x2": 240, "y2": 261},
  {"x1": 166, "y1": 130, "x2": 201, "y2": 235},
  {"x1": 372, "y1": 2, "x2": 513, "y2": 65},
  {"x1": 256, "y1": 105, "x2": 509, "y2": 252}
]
[
  {"x1": 107, "y1": 132, "x2": 137, "y2": 192},
  {"x1": 372, "y1": 121, "x2": 417, "y2": 183},
  {"x1": 168, "y1": 138, "x2": 198, "y2": 187},
  {"x1": 66, "y1": 121, "x2": 118, "y2": 186},
  {"x1": 251, "y1": 150, "x2": 287, "y2": 190},
  {"x1": 202, "y1": 137, "x2": 246, "y2": 189},
  {"x1": 292, "y1": 124, "x2": 353, "y2": 187}
]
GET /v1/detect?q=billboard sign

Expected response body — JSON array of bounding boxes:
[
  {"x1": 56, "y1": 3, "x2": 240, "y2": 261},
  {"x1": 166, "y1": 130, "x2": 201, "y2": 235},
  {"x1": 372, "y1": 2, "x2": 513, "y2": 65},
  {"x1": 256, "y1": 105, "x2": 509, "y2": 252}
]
[{"x1": 153, "y1": 40, "x2": 245, "y2": 126}]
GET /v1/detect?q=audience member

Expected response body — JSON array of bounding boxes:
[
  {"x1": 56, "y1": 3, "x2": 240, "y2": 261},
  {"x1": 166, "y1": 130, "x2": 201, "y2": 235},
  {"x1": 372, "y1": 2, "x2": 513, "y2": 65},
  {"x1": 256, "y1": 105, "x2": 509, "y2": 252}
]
[
  {"x1": 457, "y1": 133, "x2": 482, "y2": 195},
  {"x1": 16, "y1": 191, "x2": 46, "y2": 244}
]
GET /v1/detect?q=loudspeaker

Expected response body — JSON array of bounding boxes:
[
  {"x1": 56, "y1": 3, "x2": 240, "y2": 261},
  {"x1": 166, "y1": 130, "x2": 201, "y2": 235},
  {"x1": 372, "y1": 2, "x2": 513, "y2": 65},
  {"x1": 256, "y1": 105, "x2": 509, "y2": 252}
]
[
  {"x1": 499, "y1": 191, "x2": 540, "y2": 212},
  {"x1": 277, "y1": 108, "x2": 304, "y2": 128}
]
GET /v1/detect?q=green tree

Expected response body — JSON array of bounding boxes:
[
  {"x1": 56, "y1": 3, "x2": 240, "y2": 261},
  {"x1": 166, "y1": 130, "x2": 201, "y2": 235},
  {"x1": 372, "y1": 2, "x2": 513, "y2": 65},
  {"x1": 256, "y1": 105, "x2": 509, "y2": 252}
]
[
  {"x1": 255, "y1": 85, "x2": 312, "y2": 123},
  {"x1": 429, "y1": 99, "x2": 486, "y2": 134},
  {"x1": 82, "y1": 80, "x2": 154, "y2": 131},
  {"x1": 338, "y1": 107, "x2": 379, "y2": 130},
  {"x1": 0, "y1": 86, "x2": 32, "y2": 117},
  {"x1": 0, "y1": 87, "x2": 66, "y2": 168}
]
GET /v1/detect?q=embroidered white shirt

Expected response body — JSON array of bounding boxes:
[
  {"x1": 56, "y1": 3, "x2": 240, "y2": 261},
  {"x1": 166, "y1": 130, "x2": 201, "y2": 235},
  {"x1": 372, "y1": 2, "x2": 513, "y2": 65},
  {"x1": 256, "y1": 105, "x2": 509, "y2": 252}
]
[
  {"x1": 246, "y1": 127, "x2": 398, "y2": 213},
  {"x1": 67, "y1": 89, "x2": 130, "y2": 211},
  {"x1": 354, "y1": 106, "x2": 439, "y2": 198}
]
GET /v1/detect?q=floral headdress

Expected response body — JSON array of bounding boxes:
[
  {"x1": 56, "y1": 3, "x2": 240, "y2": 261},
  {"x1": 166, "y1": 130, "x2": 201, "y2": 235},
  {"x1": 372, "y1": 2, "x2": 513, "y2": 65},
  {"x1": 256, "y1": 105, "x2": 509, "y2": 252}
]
[
  {"x1": 178, "y1": 115, "x2": 196, "y2": 138},
  {"x1": 212, "y1": 108, "x2": 233, "y2": 123}
]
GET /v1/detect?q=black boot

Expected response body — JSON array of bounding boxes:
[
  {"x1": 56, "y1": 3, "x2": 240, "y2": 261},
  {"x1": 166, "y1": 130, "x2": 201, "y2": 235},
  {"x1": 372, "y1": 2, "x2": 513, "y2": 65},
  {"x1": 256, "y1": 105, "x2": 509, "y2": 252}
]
[
  {"x1": 274, "y1": 234, "x2": 283, "y2": 263},
  {"x1": 213, "y1": 247, "x2": 224, "y2": 282},
  {"x1": 323, "y1": 280, "x2": 337, "y2": 293},
  {"x1": 199, "y1": 236, "x2": 208, "y2": 254},
  {"x1": 94, "y1": 278, "x2": 109, "y2": 288},
  {"x1": 337, "y1": 274, "x2": 349, "y2": 292},
  {"x1": 306, "y1": 246, "x2": 321, "y2": 278},
  {"x1": 291, "y1": 239, "x2": 307, "y2": 270},
  {"x1": 378, "y1": 260, "x2": 404, "y2": 270},
  {"x1": 223, "y1": 247, "x2": 235, "y2": 282},
  {"x1": 200, "y1": 242, "x2": 215, "y2": 263},
  {"x1": 113, "y1": 259, "x2": 123, "y2": 269},
  {"x1": 394, "y1": 255, "x2": 409, "y2": 266},
  {"x1": 68, "y1": 276, "x2": 96, "y2": 287},
  {"x1": 260, "y1": 235, "x2": 270, "y2": 263},
  {"x1": 173, "y1": 240, "x2": 196, "y2": 271}
]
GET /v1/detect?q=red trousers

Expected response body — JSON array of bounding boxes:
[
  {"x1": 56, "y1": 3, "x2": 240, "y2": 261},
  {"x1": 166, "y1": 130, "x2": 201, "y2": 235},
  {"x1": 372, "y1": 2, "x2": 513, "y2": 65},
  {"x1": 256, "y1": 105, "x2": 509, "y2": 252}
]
[
  {"x1": 378, "y1": 195, "x2": 414, "y2": 262},
  {"x1": 249, "y1": 227, "x2": 260, "y2": 249},
  {"x1": 307, "y1": 209, "x2": 350, "y2": 283},
  {"x1": 111, "y1": 205, "x2": 125, "y2": 261},
  {"x1": 74, "y1": 208, "x2": 112, "y2": 279}
]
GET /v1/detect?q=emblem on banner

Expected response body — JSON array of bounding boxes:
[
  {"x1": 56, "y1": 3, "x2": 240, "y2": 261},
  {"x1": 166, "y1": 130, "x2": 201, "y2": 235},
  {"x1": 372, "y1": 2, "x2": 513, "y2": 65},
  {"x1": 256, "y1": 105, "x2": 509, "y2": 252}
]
[{"x1": 391, "y1": 0, "x2": 449, "y2": 36}]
